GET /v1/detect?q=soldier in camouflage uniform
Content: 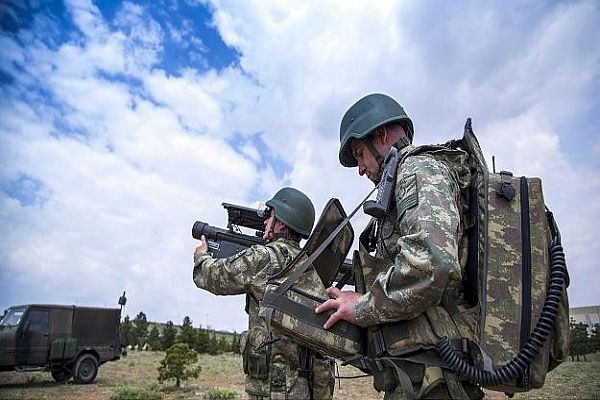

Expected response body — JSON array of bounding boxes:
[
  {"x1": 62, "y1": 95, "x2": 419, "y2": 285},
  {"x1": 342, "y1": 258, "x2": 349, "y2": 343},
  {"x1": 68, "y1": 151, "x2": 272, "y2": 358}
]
[
  {"x1": 316, "y1": 94, "x2": 484, "y2": 399},
  {"x1": 194, "y1": 187, "x2": 335, "y2": 400}
]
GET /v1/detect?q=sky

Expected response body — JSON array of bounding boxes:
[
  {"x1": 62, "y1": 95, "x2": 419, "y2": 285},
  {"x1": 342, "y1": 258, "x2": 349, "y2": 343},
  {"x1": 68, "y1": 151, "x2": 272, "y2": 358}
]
[{"x1": 1, "y1": 0, "x2": 599, "y2": 333}]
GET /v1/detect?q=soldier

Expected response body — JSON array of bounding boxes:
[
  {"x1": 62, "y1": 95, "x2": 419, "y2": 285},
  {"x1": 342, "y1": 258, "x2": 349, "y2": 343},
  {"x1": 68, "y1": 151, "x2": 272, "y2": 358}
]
[
  {"x1": 315, "y1": 94, "x2": 484, "y2": 399},
  {"x1": 193, "y1": 187, "x2": 335, "y2": 400}
]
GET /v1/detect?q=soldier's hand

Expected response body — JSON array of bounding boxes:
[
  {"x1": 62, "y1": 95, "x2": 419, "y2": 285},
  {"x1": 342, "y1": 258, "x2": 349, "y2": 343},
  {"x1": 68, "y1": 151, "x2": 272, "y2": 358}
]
[
  {"x1": 194, "y1": 235, "x2": 208, "y2": 262},
  {"x1": 315, "y1": 287, "x2": 360, "y2": 329}
]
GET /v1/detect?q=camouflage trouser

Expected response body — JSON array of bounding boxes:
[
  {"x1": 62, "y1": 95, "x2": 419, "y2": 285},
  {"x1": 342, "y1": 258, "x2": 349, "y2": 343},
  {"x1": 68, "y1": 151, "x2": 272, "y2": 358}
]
[
  {"x1": 312, "y1": 355, "x2": 335, "y2": 400},
  {"x1": 245, "y1": 355, "x2": 311, "y2": 400},
  {"x1": 245, "y1": 355, "x2": 335, "y2": 400}
]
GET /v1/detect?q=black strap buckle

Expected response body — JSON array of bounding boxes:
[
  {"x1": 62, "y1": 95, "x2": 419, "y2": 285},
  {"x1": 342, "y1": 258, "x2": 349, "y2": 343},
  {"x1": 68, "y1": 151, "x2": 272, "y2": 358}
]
[
  {"x1": 497, "y1": 170, "x2": 515, "y2": 201},
  {"x1": 372, "y1": 328, "x2": 387, "y2": 358}
]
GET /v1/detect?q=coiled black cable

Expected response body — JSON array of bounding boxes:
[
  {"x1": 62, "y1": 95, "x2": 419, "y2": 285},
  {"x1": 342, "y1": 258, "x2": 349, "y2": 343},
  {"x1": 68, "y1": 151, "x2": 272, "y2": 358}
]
[{"x1": 437, "y1": 212, "x2": 568, "y2": 388}]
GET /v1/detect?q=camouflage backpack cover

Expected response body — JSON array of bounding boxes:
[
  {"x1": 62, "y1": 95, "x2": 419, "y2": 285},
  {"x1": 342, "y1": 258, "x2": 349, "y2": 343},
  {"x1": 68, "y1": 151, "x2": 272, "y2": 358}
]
[{"x1": 431, "y1": 119, "x2": 570, "y2": 393}]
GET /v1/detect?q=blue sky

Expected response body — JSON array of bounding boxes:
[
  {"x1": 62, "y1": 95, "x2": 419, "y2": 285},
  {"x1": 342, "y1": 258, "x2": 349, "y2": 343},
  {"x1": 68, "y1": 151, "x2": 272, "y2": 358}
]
[{"x1": 1, "y1": 0, "x2": 599, "y2": 333}]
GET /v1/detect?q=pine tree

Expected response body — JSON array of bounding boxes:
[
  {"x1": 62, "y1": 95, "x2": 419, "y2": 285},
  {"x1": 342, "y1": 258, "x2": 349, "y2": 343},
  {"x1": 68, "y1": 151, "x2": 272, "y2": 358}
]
[
  {"x1": 178, "y1": 316, "x2": 197, "y2": 348},
  {"x1": 196, "y1": 325, "x2": 210, "y2": 354},
  {"x1": 146, "y1": 326, "x2": 161, "y2": 351},
  {"x1": 209, "y1": 331, "x2": 218, "y2": 355},
  {"x1": 157, "y1": 343, "x2": 201, "y2": 388},
  {"x1": 231, "y1": 331, "x2": 240, "y2": 354},
  {"x1": 161, "y1": 321, "x2": 177, "y2": 351},
  {"x1": 570, "y1": 320, "x2": 591, "y2": 361},
  {"x1": 133, "y1": 311, "x2": 149, "y2": 349},
  {"x1": 218, "y1": 335, "x2": 229, "y2": 354},
  {"x1": 120, "y1": 315, "x2": 136, "y2": 348},
  {"x1": 590, "y1": 323, "x2": 600, "y2": 353}
]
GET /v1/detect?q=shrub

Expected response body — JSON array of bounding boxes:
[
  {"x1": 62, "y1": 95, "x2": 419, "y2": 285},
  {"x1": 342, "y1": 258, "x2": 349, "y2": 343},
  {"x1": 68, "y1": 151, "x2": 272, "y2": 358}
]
[
  {"x1": 203, "y1": 387, "x2": 237, "y2": 400},
  {"x1": 112, "y1": 385, "x2": 161, "y2": 400},
  {"x1": 157, "y1": 343, "x2": 201, "y2": 388}
]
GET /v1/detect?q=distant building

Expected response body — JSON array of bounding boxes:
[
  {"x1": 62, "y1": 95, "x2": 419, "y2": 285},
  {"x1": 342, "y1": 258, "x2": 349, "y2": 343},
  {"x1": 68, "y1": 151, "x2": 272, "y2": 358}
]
[{"x1": 570, "y1": 306, "x2": 600, "y2": 333}]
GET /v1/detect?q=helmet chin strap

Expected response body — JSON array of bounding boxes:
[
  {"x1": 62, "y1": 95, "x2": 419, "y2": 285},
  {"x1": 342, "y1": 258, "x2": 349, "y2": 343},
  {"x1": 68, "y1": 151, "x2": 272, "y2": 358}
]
[
  {"x1": 265, "y1": 216, "x2": 292, "y2": 242},
  {"x1": 363, "y1": 136, "x2": 384, "y2": 184},
  {"x1": 365, "y1": 137, "x2": 385, "y2": 166},
  {"x1": 365, "y1": 134, "x2": 412, "y2": 185}
]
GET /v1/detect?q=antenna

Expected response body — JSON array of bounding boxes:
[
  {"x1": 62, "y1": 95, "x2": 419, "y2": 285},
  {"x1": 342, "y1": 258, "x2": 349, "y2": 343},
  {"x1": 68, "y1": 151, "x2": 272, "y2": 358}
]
[
  {"x1": 118, "y1": 291, "x2": 127, "y2": 313},
  {"x1": 492, "y1": 156, "x2": 496, "y2": 173}
]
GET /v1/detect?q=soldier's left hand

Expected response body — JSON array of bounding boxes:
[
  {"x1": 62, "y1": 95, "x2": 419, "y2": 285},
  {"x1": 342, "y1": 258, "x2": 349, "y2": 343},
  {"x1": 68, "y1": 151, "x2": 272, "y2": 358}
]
[
  {"x1": 315, "y1": 287, "x2": 361, "y2": 329},
  {"x1": 194, "y1": 235, "x2": 208, "y2": 262}
]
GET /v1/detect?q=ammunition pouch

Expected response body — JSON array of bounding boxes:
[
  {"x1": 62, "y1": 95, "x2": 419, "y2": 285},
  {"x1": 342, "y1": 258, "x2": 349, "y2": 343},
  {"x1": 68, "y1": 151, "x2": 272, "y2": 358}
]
[
  {"x1": 373, "y1": 367, "x2": 399, "y2": 392},
  {"x1": 248, "y1": 350, "x2": 269, "y2": 380},
  {"x1": 241, "y1": 331, "x2": 270, "y2": 380},
  {"x1": 372, "y1": 361, "x2": 425, "y2": 393}
]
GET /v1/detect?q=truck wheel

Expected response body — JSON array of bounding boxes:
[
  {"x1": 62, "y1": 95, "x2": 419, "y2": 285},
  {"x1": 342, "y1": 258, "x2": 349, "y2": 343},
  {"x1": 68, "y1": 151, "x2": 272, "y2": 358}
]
[
  {"x1": 72, "y1": 353, "x2": 98, "y2": 384},
  {"x1": 51, "y1": 368, "x2": 72, "y2": 382}
]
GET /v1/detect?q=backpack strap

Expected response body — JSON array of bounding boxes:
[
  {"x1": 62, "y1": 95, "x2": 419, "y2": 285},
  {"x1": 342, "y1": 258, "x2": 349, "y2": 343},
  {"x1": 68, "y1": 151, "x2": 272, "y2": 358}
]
[{"x1": 297, "y1": 345, "x2": 315, "y2": 400}]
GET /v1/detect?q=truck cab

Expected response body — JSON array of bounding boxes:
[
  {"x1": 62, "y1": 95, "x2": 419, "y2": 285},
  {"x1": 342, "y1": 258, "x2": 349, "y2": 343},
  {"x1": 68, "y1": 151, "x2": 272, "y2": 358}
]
[{"x1": 0, "y1": 304, "x2": 123, "y2": 383}]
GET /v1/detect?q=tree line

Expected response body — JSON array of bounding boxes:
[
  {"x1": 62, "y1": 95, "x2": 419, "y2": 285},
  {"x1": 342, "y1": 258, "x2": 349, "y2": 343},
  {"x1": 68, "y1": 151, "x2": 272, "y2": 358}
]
[
  {"x1": 120, "y1": 312, "x2": 600, "y2": 362},
  {"x1": 120, "y1": 312, "x2": 241, "y2": 355}
]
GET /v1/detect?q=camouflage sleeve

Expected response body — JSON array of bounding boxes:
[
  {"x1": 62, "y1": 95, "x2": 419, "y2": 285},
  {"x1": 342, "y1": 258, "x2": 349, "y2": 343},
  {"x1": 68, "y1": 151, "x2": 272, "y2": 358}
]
[
  {"x1": 354, "y1": 154, "x2": 462, "y2": 327},
  {"x1": 193, "y1": 244, "x2": 271, "y2": 298}
]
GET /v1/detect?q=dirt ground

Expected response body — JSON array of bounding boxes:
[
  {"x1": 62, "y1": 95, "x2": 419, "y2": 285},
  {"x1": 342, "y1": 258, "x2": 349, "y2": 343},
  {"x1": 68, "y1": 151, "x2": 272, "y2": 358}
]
[
  {"x1": 0, "y1": 351, "x2": 598, "y2": 399},
  {"x1": 0, "y1": 352, "x2": 379, "y2": 400}
]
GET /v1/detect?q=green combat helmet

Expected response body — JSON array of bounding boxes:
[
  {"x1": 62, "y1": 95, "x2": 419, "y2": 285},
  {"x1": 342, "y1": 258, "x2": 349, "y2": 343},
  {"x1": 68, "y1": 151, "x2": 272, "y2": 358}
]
[
  {"x1": 266, "y1": 187, "x2": 315, "y2": 238},
  {"x1": 339, "y1": 93, "x2": 414, "y2": 167}
]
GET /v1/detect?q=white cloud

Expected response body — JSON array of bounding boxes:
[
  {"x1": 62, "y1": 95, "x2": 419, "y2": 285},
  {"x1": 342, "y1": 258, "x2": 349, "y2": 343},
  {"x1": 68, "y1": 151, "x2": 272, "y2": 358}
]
[
  {"x1": 68, "y1": 0, "x2": 110, "y2": 39},
  {"x1": 1, "y1": 0, "x2": 599, "y2": 333},
  {"x1": 206, "y1": 0, "x2": 600, "y2": 311},
  {"x1": 240, "y1": 142, "x2": 260, "y2": 164},
  {"x1": 143, "y1": 70, "x2": 223, "y2": 133},
  {"x1": 0, "y1": 0, "x2": 273, "y2": 331}
]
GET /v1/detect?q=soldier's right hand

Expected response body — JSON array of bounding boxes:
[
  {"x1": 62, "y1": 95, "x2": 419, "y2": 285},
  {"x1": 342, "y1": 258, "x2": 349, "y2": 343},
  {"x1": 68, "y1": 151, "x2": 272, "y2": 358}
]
[{"x1": 315, "y1": 287, "x2": 360, "y2": 329}]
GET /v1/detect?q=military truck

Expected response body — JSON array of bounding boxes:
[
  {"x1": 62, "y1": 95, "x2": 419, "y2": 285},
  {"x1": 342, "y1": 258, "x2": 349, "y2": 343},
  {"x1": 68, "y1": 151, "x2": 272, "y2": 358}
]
[{"x1": 0, "y1": 304, "x2": 123, "y2": 384}]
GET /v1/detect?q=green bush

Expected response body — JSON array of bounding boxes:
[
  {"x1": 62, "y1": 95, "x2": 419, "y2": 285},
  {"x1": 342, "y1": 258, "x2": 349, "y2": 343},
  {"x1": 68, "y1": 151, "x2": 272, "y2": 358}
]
[
  {"x1": 157, "y1": 343, "x2": 201, "y2": 388},
  {"x1": 203, "y1": 387, "x2": 237, "y2": 400},
  {"x1": 112, "y1": 385, "x2": 161, "y2": 400}
]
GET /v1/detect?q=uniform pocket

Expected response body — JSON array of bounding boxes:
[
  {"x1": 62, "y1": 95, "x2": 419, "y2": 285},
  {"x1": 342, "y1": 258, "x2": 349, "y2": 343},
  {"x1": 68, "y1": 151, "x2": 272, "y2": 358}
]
[{"x1": 248, "y1": 350, "x2": 269, "y2": 380}]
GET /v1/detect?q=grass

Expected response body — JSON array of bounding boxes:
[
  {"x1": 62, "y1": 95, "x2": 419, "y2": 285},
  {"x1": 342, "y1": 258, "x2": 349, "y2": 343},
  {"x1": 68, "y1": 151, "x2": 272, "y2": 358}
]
[
  {"x1": 112, "y1": 385, "x2": 161, "y2": 400},
  {"x1": 512, "y1": 360, "x2": 600, "y2": 400},
  {"x1": 202, "y1": 387, "x2": 237, "y2": 400},
  {"x1": 0, "y1": 351, "x2": 598, "y2": 399}
]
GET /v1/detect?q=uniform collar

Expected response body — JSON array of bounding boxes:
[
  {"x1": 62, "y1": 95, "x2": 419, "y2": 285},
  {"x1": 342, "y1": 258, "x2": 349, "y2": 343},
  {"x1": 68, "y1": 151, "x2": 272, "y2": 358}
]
[{"x1": 269, "y1": 237, "x2": 301, "y2": 250}]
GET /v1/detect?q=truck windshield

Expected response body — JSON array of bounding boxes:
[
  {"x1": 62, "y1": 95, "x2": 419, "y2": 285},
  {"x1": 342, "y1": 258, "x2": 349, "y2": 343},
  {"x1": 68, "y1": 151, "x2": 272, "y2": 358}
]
[{"x1": 0, "y1": 307, "x2": 26, "y2": 330}]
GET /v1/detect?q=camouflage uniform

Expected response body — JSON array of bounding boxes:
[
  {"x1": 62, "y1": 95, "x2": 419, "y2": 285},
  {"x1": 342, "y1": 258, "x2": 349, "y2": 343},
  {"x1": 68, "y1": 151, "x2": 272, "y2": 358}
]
[
  {"x1": 356, "y1": 145, "x2": 483, "y2": 399},
  {"x1": 194, "y1": 238, "x2": 335, "y2": 400}
]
